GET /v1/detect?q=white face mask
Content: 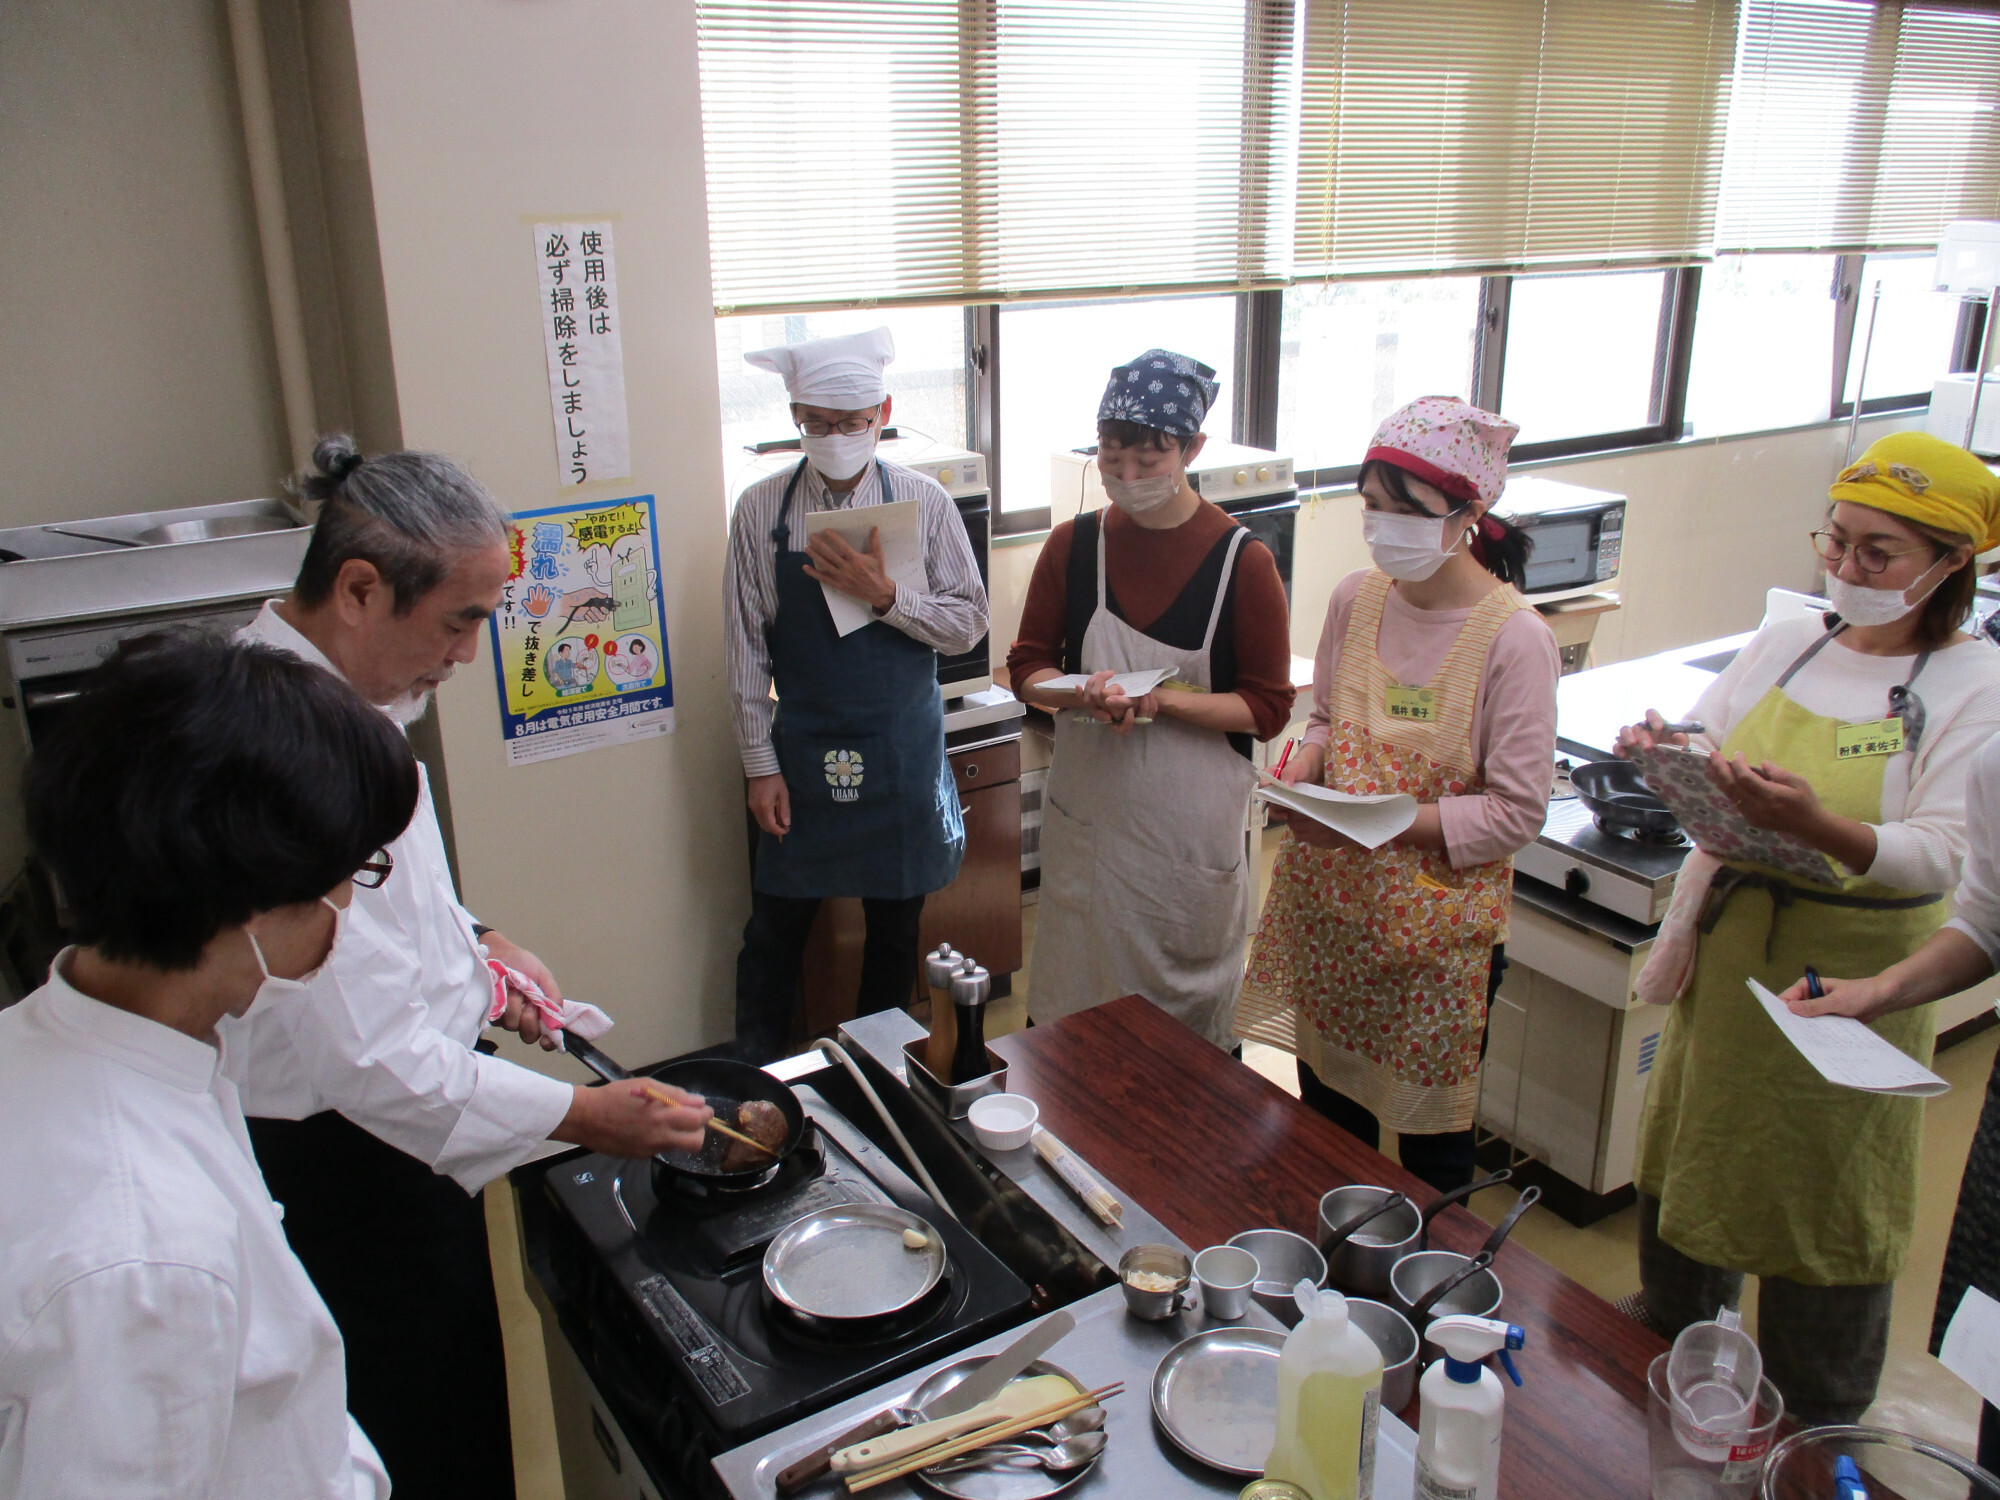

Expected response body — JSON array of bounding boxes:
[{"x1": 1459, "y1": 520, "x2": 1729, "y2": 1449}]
[
  {"x1": 1826, "y1": 556, "x2": 1949, "y2": 628},
  {"x1": 800, "y1": 427, "x2": 878, "y2": 482},
  {"x1": 238, "y1": 898, "x2": 347, "y2": 1017},
  {"x1": 1363, "y1": 508, "x2": 1464, "y2": 581},
  {"x1": 1102, "y1": 470, "x2": 1181, "y2": 516}
]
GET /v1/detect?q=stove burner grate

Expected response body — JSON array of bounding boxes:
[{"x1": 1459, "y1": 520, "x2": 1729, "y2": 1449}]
[{"x1": 1596, "y1": 816, "x2": 1687, "y2": 846}]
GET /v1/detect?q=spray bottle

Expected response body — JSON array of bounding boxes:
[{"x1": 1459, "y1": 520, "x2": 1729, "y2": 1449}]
[
  {"x1": 1414, "y1": 1315, "x2": 1526, "y2": 1500},
  {"x1": 1263, "y1": 1279, "x2": 1384, "y2": 1500}
]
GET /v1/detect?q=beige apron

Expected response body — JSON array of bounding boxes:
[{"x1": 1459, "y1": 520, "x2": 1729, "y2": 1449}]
[
  {"x1": 1239, "y1": 572, "x2": 1523, "y2": 1133},
  {"x1": 1028, "y1": 522, "x2": 1258, "y2": 1049}
]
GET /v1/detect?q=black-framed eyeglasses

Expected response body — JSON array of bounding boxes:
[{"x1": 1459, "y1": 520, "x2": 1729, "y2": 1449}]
[
  {"x1": 795, "y1": 413, "x2": 878, "y2": 438},
  {"x1": 354, "y1": 849, "x2": 394, "y2": 889},
  {"x1": 1809, "y1": 528, "x2": 1933, "y2": 578}
]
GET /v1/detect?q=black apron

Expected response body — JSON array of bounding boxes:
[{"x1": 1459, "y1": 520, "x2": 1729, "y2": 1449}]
[{"x1": 754, "y1": 459, "x2": 963, "y2": 900}]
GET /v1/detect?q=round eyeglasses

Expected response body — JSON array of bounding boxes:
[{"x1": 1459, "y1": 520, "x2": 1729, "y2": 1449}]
[{"x1": 1809, "y1": 528, "x2": 1935, "y2": 578}]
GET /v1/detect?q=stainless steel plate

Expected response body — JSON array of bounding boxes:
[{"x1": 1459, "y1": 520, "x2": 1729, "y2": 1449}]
[
  {"x1": 761, "y1": 1202, "x2": 945, "y2": 1320},
  {"x1": 1150, "y1": 1326, "x2": 1285, "y2": 1477},
  {"x1": 907, "y1": 1357, "x2": 1095, "y2": 1500}
]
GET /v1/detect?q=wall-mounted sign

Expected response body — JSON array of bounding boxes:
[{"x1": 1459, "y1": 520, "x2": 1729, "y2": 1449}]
[
  {"x1": 533, "y1": 220, "x2": 630, "y2": 486},
  {"x1": 489, "y1": 493, "x2": 672, "y2": 765}
]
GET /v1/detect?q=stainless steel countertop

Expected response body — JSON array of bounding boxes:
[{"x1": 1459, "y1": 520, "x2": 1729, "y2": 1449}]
[
  {"x1": 1554, "y1": 630, "x2": 1752, "y2": 761},
  {"x1": 711, "y1": 1285, "x2": 1419, "y2": 1499}
]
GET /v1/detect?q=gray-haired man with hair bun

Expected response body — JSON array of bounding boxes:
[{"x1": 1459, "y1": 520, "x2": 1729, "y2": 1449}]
[{"x1": 228, "y1": 435, "x2": 710, "y2": 1499}]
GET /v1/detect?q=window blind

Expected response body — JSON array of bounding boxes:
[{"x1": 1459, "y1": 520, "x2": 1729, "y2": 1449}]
[
  {"x1": 1714, "y1": 1, "x2": 2000, "y2": 254},
  {"x1": 697, "y1": 1, "x2": 1290, "y2": 315},
  {"x1": 1292, "y1": 0, "x2": 1739, "y2": 280}
]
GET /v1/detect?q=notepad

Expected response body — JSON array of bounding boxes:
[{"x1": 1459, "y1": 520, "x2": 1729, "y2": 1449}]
[
  {"x1": 1626, "y1": 743, "x2": 1840, "y2": 886},
  {"x1": 802, "y1": 498, "x2": 925, "y2": 637},
  {"x1": 1255, "y1": 775, "x2": 1418, "y2": 851},
  {"x1": 1747, "y1": 978, "x2": 1949, "y2": 1097},
  {"x1": 1940, "y1": 1288, "x2": 2000, "y2": 1407},
  {"x1": 1034, "y1": 667, "x2": 1175, "y2": 698}
]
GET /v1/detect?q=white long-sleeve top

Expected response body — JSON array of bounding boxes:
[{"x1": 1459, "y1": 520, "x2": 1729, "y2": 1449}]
[
  {"x1": 1687, "y1": 616, "x2": 2000, "y2": 893},
  {"x1": 223, "y1": 602, "x2": 575, "y2": 1192},
  {"x1": 725, "y1": 459, "x2": 988, "y2": 777},
  {"x1": 1946, "y1": 734, "x2": 2000, "y2": 961},
  {"x1": 0, "y1": 961, "x2": 388, "y2": 1500}
]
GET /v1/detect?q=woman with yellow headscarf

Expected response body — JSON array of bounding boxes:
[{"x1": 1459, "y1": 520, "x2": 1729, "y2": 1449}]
[{"x1": 1616, "y1": 431, "x2": 2000, "y2": 1425}]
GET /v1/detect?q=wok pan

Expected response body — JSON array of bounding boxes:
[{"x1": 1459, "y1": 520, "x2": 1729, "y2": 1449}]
[
  {"x1": 565, "y1": 1034, "x2": 807, "y2": 1189},
  {"x1": 1570, "y1": 758, "x2": 1679, "y2": 837}
]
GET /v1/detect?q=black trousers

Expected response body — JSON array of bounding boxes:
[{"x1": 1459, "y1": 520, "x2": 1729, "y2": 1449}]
[
  {"x1": 247, "y1": 1112, "x2": 515, "y2": 1500},
  {"x1": 734, "y1": 888, "x2": 926, "y2": 1064},
  {"x1": 1293, "y1": 944, "x2": 1505, "y2": 1194}
]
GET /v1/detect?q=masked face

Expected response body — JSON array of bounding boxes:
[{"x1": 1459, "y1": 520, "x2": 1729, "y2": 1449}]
[
  {"x1": 1362, "y1": 508, "x2": 1464, "y2": 581},
  {"x1": 1825, "y1": 558, "x2": 1950, "y2": 627},
  {"x1": 236, "y1": 896, "x2": 349, "y2": 1018},
  {"x1": 1096, "y1": 431, "x2": 1199, "y2": 520},
  {"x1": 1102, "y1": 470, "x2": 1181, "y2": 515}
]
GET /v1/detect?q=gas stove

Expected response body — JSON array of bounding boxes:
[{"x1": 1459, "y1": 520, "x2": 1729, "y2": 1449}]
[
  {"x1": 1513, "y1": 789, "x2": 1687, "y2": 926},
  {"x1": 520, "y1": 1065, "x2": 1033, "y2": 1498}
]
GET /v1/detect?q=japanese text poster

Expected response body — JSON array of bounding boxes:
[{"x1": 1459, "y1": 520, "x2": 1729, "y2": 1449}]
[
  {"x1": 489, "y1": 494, "x2": 673, "y2": 766},
  {"x1": 533, "y1": 220, "x2": 631, "y2": 486}
]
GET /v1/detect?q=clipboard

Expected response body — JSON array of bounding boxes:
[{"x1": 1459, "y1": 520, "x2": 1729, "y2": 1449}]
[{"x1": 1625, "y1": 743, "x2": 1840, "y2": 885}]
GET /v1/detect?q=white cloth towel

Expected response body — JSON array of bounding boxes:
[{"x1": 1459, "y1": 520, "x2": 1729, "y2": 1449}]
[
  {"x1": 484, "y1": 958, "x2": 613, "y2": 1046},
  {"x1": 1635, "y1": 847, "x2": 1723, "y2": 1005}
]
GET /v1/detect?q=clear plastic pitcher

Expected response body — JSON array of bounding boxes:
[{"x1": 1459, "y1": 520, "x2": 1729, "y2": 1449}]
[{"x1": 1668, "y1": 1304, "x2": 1763, "y2": 1462}]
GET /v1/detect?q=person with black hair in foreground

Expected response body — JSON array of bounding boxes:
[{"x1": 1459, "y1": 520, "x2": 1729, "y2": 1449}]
[
  {"x1": 1237, "y1": 396, "x2": 1559, "y2": 1193},
  {"x1": 1009, "y1": 350, "x2": 1294, "y2": 1050},
  {"x1": 0, "y1": 635, "x2": 414, "y2": 1497},
  {"x1": 231, "y1": 434, "x2": 710, "y2": 1499}
]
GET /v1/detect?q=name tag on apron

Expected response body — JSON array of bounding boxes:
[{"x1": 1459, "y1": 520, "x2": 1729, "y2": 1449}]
[
  {"x1": 1834, "y1": 717, "x2": 1905, "y2": 760},
  {"x1": 1385, "y1": 686, "x2": 1435, "y2": 722}
]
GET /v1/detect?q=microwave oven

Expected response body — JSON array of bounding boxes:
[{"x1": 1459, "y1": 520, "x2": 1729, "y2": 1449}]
[{"x1": 1492, "y1": 475, "x2": 1625, "y2": 603}]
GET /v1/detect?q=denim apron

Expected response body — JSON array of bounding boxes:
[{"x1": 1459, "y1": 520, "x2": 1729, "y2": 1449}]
[{"x1": 754, "y1": 459, "x2": 964, "y2": 901}]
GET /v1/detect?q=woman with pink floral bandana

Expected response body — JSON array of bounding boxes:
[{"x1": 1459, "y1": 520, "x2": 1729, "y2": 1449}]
[{"x1": 1238, "y1": 396, "x2": 1558, "y2": 1192}]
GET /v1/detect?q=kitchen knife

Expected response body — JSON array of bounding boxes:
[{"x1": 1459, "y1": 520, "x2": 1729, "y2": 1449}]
[{"x1": 773, "y1": 1309, "x2": 1076, "y2": 1494}]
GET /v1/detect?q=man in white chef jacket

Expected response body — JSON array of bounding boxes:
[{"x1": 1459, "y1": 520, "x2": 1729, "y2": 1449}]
[
  {"x1": 228, "y1": 436, "x2": 709, "y2": 1500},
  {"x1": 0, "y1": 634, "x2": 412, "y2": 1500}
]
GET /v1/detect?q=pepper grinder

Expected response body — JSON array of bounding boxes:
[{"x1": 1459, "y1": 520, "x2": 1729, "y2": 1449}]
[
  {"x1": 923, "y1": 944, "x2": 960, "y2": 1082},
  {"x1": 948, "y1": 957, "x2": 993, "y2": 1085}
]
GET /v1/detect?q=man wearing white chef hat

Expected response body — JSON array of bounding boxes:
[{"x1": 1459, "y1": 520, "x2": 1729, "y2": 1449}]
[
  {"x1": 725, "y1": 327, "x2": 988, "y2": 1061},
  {"x1": 229, "y1": 435, "x2": 711, "y2": 1499}
]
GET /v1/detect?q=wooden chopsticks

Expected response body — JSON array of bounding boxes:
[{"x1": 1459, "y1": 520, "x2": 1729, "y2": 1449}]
[
  {"x1": 844, "y1": 1382, "x2": 1122, "y2": 1492},
  {"x1": 636, "y1": 1081, "x2": 777, "y2": 1158}
]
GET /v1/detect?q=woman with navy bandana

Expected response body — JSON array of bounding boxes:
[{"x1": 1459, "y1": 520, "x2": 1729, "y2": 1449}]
[{"x1": 1008, "y1": 350, "x2": 1293, "y2": 1048}]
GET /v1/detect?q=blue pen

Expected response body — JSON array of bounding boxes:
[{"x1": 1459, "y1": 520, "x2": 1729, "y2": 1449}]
[
  {"x1": 1805, "y1": 966, "x2": 1825, "y2": 1000},
  {"x1": 1834, "y1": 1455, "x2": 1869, "y2": 1499}
]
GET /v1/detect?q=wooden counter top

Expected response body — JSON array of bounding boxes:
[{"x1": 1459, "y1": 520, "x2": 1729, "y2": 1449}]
[{"x1": 992, "y1": 994, "x2": 1665, "y2": 1498}]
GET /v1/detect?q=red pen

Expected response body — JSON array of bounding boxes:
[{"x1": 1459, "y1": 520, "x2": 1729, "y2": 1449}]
[{"x1": 1275, "y1": 738, "x2": 1295, "y2": 777}]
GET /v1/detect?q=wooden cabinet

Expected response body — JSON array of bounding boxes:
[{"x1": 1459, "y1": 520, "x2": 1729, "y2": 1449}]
[{"x1": 800, "y1": 737, "x2": 1023, "y2": 1039}]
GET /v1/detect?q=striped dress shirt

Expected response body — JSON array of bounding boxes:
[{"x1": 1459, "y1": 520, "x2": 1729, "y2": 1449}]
[{"x1": 725, "y1": 458, "x2": 988, "y2": 778}]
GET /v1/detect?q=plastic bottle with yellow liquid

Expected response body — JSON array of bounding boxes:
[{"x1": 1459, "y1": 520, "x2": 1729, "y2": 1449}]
[{"x1": 1262, "y1": 1280, "x2": 1384, "y2": 1500}]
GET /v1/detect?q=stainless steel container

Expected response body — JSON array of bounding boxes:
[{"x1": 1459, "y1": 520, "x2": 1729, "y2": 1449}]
[
  {"x1": 1389, "y1": 1250, "x2": 1503, "y2": 1367},
  {"x1": 1226, "y1": 1229, "x2": 1327, "y2": 1328},
  {"x1": 901, "y1": 1038, "x2": 1009, "y2": 1119},
  {"x1": 1318, "y1": 1185, "x2": 1423, "y2": 1300},
  {"x1": 1346, "y1": 1297, "x2": 1419, "y2": 1412},
  {"x1": 1118, "y1": 1244, "x2": 1191, "y2": 1320}
]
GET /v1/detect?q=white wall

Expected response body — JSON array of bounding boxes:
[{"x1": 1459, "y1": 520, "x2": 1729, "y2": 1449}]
[
  {"x1": 348, "y1": 0, "x2": 743, "y2": 1066},
  {"x1": 0, "y1": 0, "x2": 291, "y2": 524}
]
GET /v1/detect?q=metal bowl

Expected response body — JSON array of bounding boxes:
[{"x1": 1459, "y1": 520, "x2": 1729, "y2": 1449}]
[
  {"x1": 1226, "y1": 1229, "x2": 1327, "y2": 1328},
  {"x1": 1345, "y1": 1297, "x2": 1419, "y2": 1413}
]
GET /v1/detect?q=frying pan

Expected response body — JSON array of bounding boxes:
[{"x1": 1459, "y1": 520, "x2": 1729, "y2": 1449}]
[
  {"x1": 1570, "y1": 759, "x2": 1679, "y2": 836},
  {"x1": 565, "y1": 1034, "x2": 807, "y2": 1188}
]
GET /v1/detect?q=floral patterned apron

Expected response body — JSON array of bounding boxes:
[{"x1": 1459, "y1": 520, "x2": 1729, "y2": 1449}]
[{"x1": 1238, "y1": 572, "x2": 1523, "y2": 1133}]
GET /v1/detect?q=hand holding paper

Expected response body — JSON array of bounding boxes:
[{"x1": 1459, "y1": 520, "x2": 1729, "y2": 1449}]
[
  {"x1": 1035, "y1": 667, "x2": 1175, "y2": 698},
  {"x1": 1256, "y1": 772, "x2": 1417, "y2": 851},
  {"x1": 803, "y1": 498, "x2": 924, "y2": 637},
  {"x1": 1747, "y1": 978, "x2": 1948, "y2": 1096}
]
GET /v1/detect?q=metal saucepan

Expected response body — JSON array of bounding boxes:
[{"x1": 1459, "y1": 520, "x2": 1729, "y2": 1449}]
[
  {"x1": 1346, "y1": 1297, "x2": 1419, "y2": 1413},
  {"x1": 1390, "y1": 1249, "x2": 1504, "y2": 1368},
  {"x1": 1226, "y1": 1229, "x2": 1327, "y2": 1328},
  {"x1": 1571, "y1": 759, "x2": 1678, "y2": 836},
  {"x1": 1319, "y1": 1169, "x2": 1509, "y2": 1299},
  {"x1": 762, "y1": 1201, "x2": 948, "y2": 1337},
  {"x1": 564, "y1": 1035, "x2": 806, "y2": 1189}
]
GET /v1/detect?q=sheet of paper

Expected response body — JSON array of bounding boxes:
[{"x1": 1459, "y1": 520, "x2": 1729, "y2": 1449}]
[
  {"x1": 532, "y1": 222, "x2": 630, "y2": 486},
  {"x1": 1746, "y1": 979, "x2": 1950, "y2": 1097},
  {"x1": 1255, "y1": 777, "x2": 1418, "y2": 851},
  {"x1": 1034, "y1": 667, "x2": 1175, "y2": 698},
  {"x1": 1940, "y1": 1287, "x2": 2000, "y2": 1407},
  {"x1": 802, "y1": 498, "x2": 924, "y2": 637}
]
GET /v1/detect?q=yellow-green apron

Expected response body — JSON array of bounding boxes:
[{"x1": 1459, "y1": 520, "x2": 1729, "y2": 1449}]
[{"x1": 1635, "y1": 652, "x2": 1944, "y2": 1286}]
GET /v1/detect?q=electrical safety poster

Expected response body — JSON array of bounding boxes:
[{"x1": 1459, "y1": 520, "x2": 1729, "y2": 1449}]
[{"x1": 489, "y1": 494, "x2": 673, "y2": 766}]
